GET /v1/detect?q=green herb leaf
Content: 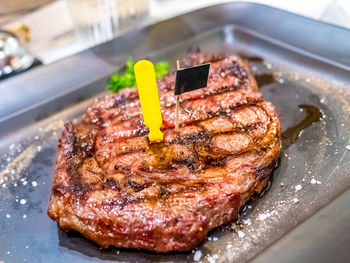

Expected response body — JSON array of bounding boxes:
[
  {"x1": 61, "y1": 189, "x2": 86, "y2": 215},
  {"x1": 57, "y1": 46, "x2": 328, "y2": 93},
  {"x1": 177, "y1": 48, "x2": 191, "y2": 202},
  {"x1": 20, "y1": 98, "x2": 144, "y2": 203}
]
[{"x1": 107, "y1": 57, "x2": 169, "y2": 93}]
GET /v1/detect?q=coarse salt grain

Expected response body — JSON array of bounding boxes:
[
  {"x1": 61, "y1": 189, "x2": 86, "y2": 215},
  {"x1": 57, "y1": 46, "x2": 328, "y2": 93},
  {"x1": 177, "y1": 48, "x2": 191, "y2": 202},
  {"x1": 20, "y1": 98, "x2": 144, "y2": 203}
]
[
  {"x1": 226, "y1": 244, "x2": 233, "y2": 249},
  {"x1": 23, "y1": 215, "x2": 27, "y2": 219},
  {"x1": 193, "y1": 250, "x2": 202, "y2": 261},
  {"x1": 6, "y1": 214, "x2": 11, "y2": 218},
  {"x1": 242, "y1": 219, "x2": 251, "y2": 226},
  {"x1": 31, "y1": 181, "x2": 38, "y2": 187},
  {"x1": 258, "y1": 213, "x2": 271, "y2": 221},
  {"x1": 310, "y1": 179, "x2": 317, "y2": 184},
  {"x1": 295, "y1": 185, "x2": 302, "y2": 191},
  {"x1": 316, "y1": 180, "x2": 322, "y2": 185},
  {"x1": 212, "y1": 237, "x2": 218, "y2": 241},
  {"x1": 292, "y1": 198, "x2": 299, "y2": 204},
  {"x1": 20, "y1": 199, "x2": 27, "y2": 205},
  {"x1": 237, "y1": 231, "x2": 245, "y2": 238},
  {"x1": 345, "y1": 145, "x2": 350, "y2": 150}
]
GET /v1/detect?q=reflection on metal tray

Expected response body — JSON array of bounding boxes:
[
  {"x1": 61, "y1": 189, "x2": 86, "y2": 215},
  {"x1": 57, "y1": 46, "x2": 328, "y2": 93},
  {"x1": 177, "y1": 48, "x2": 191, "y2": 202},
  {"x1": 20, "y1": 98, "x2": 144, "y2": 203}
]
[{"x1": 0, "y1": 2, "x2": 350, "y2": 263}]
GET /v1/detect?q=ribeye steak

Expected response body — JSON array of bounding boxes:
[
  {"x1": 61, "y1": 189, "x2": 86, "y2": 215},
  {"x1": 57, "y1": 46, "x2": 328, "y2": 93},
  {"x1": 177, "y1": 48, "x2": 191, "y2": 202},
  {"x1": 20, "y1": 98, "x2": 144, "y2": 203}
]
[{"x1": 47, "y1": 52, "x2": 281, "y2": 252}]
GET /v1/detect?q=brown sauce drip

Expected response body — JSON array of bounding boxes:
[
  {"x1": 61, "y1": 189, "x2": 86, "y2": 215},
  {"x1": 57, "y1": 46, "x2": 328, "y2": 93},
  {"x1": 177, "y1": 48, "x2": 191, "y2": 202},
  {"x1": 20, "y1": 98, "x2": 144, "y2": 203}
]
[
  {"x1": 282, "y1": 104, "x2": 323, "y2": 150},
  {"x1": 255, "y1": 73, "x2": 276, "y2": 88}
]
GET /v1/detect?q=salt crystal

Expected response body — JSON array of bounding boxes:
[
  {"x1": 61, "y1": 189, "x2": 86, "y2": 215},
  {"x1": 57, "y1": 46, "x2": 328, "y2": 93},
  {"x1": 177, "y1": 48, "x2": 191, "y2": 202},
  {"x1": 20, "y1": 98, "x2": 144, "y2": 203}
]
[
  {"x1": 292, "y1": 198, "x2": 299, "y2": 204},
  {"x1": 212, "y1": 237, "x2": 218, "y2": 241},
  {"x1": 247, "y1": 205, "x2": 252, "y2": 209},
  {"x1": 278, "y1": 78, "x2": 284, "y2": 83},
  {"x1": 295, "y1": 185, "x2": 302, "y2": 191},
  {"x1": 23, "y1": 215, "x2": 27, "y2": 219},
  {"x1": 316, "y1": 180, "x2": 322, "y2": 185},
  {"x1": 193, "y1": 250, "x2": 202, "y2": 261},
  {"x1": 258, "y1": 213, "x2": 271, "y2": 221},
  {"x1": 266, "y1": 63, "x2": 272, "y2": 69},
  {"x1": 237, "y1": 230, "x2": 245, "y2": 238},
  {"x1": 13, "y1": 183, "x2": 17, "y2": 187},
  {"x1": 6, "y1": 214, "x2": 11, "y2": 218},
  {"x1": 34, "y1": 136, "x2": 39, "y2": 140},
  {"x1": 25, "y1": 245, "x2": 29, "y2": 249},
  {"x1": 213, "y1": 254, "x2": 219, "y2": 259},
  {"x1": 7, "y1": 157, "x2": 11, "y2": 162},
  {"x1": 243, "y1": 219, "x2": 251, "y2": 226},
  {"x1": 2, "y1": 184, "x2": 6, "y2": 188},
  {"x1": 226, "y1": 244, "x2": 233, "y2": 249},
  {"x1": 208, "y1": 256, "x2": 216, "y2": 263},
  {"x1": 22, "y1": 181, "x2": 27, "y2": 185},
  {"x1": 37, "y1": 146, "x2": 42, "y2": 152},
  {"x1": 208, "y1": 237, "x2": 213, "y2": 241},
  {"x1": 310, "y1": 179, "x2": 316, "y2": 184},
  {"x1": 31, "y1": 181, "x2": 38, "y2": 187},
  {"x1": 346, "y1": 145, "x2": 350, "y2": 150},
  {"x1": 280, "y1": 183, "x2": 284, "y2": 187},
  {"x1": 7, "y1": 251, "x2": 10, "y2": 255},
  {"x1": 320, "y1": 97, "x2": 325, "y2": 103},
  {"x1": 9, "y1": 144, "x2": 15, "y2": 149},
  {"x1": 20, "y1": 199, "x2": 27, "y2": 205},
  {"x1": 10, "y1": 169, "x2": 15, "y2": 175}
]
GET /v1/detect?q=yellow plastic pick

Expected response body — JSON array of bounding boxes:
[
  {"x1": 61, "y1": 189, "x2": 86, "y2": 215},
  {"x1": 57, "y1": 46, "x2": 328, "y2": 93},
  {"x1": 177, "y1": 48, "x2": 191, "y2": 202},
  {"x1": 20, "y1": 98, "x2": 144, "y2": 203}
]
[{"x1": 134, "y1": 60, "x2": 164, "y2": 142}]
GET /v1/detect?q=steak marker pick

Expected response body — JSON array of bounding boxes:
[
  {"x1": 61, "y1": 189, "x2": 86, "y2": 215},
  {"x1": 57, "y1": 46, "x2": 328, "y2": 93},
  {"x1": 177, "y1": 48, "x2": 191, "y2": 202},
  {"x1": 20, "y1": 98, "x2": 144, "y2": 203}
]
[
  {"x1": 174, "y1": 61, "x2": 210, "y2": 132},
  {"x1": 134, "y1": 60, "x2": 164, "y2": 142}
]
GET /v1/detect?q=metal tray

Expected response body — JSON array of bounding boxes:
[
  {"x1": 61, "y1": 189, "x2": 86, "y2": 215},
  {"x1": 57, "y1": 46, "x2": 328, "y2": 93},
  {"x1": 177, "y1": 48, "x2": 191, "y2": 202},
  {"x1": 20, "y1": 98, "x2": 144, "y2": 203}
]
[{"x1": 1, "y1": 2, "x2": 350, "y2": 263}]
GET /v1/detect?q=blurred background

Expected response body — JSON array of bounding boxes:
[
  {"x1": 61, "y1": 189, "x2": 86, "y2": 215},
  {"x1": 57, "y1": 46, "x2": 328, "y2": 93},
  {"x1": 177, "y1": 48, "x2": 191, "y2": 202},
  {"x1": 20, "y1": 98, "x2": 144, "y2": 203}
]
[{"x1": 1, "y1": 0, "x2": 350, "y2": 79}]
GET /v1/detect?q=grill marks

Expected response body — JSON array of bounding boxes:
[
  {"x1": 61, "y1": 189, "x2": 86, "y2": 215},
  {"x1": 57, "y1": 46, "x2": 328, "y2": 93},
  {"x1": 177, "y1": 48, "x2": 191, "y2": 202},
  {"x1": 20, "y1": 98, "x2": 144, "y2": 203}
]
[{"x1": 48, "y1": 52, "x2": 281, "y2": 252}]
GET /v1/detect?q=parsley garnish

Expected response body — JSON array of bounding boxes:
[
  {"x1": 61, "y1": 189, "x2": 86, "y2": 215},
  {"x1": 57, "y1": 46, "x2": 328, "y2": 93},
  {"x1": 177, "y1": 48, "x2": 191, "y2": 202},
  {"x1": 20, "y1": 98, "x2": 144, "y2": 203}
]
[{"x1": 107, "y1": 57, "x2": 169, "y2": 93}]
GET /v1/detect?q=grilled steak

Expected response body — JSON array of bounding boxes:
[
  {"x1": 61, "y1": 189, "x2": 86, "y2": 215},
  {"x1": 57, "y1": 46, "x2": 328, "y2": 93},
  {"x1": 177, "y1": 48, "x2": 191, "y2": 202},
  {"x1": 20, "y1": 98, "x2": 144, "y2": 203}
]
[{"x1": 47, "y1": 52, "x2": 281, "y2": 252}]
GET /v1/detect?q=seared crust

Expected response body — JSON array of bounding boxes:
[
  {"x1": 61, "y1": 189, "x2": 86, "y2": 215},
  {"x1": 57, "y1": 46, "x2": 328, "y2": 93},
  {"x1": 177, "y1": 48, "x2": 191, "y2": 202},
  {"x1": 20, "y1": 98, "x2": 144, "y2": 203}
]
[{"x1": 47, "y1": 52, "x2": 281, "y2": 252}]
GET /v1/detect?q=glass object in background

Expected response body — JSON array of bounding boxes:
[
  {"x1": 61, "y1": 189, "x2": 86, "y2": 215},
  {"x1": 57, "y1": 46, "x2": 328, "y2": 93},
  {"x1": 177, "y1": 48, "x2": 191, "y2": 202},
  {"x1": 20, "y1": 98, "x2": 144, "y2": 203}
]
[
  {"x1": 0, "y1": 30, "x2": 35, "y2": 79},
  {"x1": 65, "y1": 0, "x2": 149, "y2": 47}
]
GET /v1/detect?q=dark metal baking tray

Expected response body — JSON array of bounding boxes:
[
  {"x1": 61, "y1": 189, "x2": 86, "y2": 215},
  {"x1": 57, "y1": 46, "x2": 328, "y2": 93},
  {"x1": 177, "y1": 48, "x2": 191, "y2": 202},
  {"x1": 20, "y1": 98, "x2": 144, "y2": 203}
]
[{"x1": 0, "y1": 2, "x2": 350, "y2": 263}]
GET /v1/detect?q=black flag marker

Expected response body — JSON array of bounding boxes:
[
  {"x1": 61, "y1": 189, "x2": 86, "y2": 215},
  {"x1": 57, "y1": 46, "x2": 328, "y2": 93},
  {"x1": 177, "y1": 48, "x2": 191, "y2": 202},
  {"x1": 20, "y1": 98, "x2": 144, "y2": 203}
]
[{"x1": 174, "y1": 63, "x2": 210, "y2": 95}]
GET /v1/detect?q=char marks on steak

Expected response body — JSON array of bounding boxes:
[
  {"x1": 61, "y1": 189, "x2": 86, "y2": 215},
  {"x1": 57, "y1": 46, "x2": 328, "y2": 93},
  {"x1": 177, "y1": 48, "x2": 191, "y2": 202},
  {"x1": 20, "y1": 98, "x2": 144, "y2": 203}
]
[{"x1": 47, "y1": 52, "x2": 281, "y2": 252}]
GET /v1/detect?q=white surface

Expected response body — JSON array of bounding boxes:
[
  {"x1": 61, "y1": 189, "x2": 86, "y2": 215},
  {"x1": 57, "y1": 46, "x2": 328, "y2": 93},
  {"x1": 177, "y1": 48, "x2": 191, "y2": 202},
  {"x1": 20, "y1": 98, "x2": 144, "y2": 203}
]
[{"x1": 3, "y1": 0, "x2": 350, "y2": 64}]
